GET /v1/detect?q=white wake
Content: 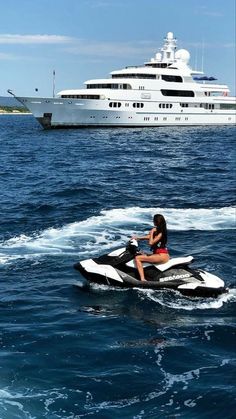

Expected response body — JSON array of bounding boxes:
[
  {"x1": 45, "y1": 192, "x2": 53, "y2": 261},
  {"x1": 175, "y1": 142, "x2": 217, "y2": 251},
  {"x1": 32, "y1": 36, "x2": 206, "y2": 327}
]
[{"x1": 0, "y1": 206, "x2": 235, "y2": 265}]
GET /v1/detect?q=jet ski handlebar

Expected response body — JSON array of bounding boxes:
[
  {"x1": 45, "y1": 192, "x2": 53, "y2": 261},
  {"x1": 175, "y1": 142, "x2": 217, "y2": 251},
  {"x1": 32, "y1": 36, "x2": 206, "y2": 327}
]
[{"x1": 126, "y1": 239, "x2": 139, "y2": 254}]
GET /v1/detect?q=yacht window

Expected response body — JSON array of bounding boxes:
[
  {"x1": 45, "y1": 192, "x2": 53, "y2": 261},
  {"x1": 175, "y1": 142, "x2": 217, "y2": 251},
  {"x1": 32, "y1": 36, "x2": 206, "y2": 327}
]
[
  {"x1": 145, "y1": 63, "x2": 168, "y2": 68},
  {"x1": 61, "y1": 94, "x2": 100, "y2": 99},
  {"x1": 161, "y1": 89, "x2": 195, "y2": 97},
  {"x1": 109, "y1": 102, "x2": 121, "y2": 108},
  {"x1": 180, "y1": 103, "x2": 189, "y2": 107},
  {"x1": 161, "y1": 75, "x2": 183, "y2": 82},
  {"x1": 220, "y1": 103, "x2": 236, "y2": 110},
  {"x1": 159, "y1": 103, "x2": 173, "y2": 109},
  {"x1": 87, "y1": 83, "x2": 131, "y2": 89},
  {"x1": 112, "y1": 73, "x2": 156, "y2": 79},
  {"x1": 133, "y1": 102, "x2": 144, "y2": 108},
  {"x1": 204, "y1": 104, "x2": 215, "y2": 110}
]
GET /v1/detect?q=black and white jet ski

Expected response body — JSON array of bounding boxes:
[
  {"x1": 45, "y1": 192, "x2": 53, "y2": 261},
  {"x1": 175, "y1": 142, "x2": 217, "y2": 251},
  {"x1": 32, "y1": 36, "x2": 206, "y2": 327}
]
[{"x1": 74, "y1": 239, "x2": 227, "y2": 298}]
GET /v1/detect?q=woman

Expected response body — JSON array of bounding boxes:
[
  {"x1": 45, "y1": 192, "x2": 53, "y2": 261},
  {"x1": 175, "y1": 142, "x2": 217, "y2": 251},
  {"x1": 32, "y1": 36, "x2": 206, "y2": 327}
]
[{"x1": 133, "y1": 214, "x2": 169, "y2": 282}]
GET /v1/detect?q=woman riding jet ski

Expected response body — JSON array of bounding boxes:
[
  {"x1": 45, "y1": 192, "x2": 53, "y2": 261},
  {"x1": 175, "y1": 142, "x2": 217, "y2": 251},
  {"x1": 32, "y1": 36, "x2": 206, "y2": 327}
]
[{"x1": 74, "y1": 239, "x2": 227, "y2": 298}]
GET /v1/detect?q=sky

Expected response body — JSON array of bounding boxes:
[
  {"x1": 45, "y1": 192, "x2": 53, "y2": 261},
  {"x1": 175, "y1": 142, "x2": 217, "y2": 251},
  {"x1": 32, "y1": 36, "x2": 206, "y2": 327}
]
[{"x1": 0, "y1": 0, "x2": 235, "y2": 97}]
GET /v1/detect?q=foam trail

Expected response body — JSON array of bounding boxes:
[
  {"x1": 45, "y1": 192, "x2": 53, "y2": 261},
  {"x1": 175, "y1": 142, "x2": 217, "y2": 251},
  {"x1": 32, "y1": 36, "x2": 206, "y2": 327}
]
[
  {"x1": 0, "y1": 206, "x2": 234, "y2": 265},
  {"x1": 98, "y1": 206, "x2": 235, "y2": 231},
  {"x1": 140, "y1": 287, "x2": 236, "y2": 311}
]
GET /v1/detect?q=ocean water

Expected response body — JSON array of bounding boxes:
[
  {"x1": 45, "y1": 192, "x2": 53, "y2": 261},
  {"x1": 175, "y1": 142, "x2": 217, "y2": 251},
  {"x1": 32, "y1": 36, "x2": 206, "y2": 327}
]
[{"x1": 0, "y1": 115, "x2": 235, "y2": 419}]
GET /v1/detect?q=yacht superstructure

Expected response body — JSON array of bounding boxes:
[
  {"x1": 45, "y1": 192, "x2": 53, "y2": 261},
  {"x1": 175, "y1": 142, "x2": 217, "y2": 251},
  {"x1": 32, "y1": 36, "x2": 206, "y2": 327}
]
[{"x1": 12, "y1": 32, "x2": 236, "y2": 128}]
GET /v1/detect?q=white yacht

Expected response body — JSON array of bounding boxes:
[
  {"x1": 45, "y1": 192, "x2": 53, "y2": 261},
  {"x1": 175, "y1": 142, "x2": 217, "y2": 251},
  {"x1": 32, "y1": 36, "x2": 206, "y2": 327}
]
[{"x1": 11, "y1": 32, "x2": 236, "y2": 129}]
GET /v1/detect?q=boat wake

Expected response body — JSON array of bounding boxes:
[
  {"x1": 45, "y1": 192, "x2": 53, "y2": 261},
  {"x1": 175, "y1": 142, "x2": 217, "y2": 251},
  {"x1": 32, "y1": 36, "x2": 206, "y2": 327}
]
[
  {"x1": 137, "y1": 287, "x2": 236, "y2": 310},
  {"x1": 0, "y1": 206, "x2": 235, "y2": 267},
  {"x1": 81, "y1": 281, "x2": 236, "y2": 311}
]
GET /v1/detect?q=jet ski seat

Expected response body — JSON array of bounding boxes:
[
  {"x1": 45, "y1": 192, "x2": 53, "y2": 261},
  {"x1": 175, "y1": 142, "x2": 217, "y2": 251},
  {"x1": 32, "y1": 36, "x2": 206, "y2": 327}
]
[{"x1": 126, "y1": 256, "x2": 194, "y2": 271}]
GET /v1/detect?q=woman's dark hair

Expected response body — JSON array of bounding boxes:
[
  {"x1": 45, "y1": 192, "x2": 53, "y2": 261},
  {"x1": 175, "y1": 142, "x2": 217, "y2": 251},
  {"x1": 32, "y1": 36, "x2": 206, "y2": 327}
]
[{"x1": 153, "y1": 214, "x2": 167, "y2": 247}]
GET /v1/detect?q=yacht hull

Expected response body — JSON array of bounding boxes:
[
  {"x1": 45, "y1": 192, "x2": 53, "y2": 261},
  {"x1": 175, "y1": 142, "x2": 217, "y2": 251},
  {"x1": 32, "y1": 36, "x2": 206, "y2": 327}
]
[{"x1": 17, "y1": 96, "x2": 236, "y2": 129}]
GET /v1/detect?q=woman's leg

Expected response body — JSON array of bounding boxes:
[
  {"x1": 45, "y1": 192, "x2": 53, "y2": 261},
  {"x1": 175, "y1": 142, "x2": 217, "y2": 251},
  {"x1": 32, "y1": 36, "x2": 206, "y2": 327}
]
[
  {"x1": 135, "y1": 255, "x2": 146, "y2": 281},
  {"x1": 135, "y1": 253, "x2": 170, "y2": 281}
]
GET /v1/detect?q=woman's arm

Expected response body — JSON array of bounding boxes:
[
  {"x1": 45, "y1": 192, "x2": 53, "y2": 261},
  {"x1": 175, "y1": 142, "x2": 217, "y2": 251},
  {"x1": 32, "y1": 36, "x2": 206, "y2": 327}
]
[
  {"x1": 149, "y1": 228, "x2": 162, "y2": 246},
  {"x1": 132, "y1": 233, "x2": 150, "y2": 241}
]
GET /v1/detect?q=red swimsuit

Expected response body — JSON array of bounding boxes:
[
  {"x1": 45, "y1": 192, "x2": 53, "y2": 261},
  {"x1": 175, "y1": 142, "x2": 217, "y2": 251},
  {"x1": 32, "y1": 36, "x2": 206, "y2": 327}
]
[{"x1": 153, "y1": 248, "x2": 168, "y2": 255}]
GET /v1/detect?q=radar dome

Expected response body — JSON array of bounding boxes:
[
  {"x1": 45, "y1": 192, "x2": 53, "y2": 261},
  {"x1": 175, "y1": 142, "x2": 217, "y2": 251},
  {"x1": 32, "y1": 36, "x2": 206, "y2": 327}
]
[
  {"x1": 167, "y1": 32, "x2": 174, "y2": 40},
  {"x1": 175, "y1": 49, "x2": 190, "y2": 63}
]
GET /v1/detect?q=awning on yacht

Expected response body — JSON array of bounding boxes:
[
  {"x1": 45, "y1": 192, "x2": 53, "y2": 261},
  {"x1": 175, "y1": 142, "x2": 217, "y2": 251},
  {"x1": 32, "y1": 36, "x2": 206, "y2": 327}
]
[{"x1": 193, "y1": 76, "x2": 217, "y2": 81}]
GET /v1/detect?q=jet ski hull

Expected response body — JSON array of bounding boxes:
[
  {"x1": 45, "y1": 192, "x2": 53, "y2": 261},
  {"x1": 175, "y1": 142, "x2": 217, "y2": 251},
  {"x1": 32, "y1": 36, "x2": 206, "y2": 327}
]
[{"x1": 74, "y1": 263, "x2": 227, "y2": 298}]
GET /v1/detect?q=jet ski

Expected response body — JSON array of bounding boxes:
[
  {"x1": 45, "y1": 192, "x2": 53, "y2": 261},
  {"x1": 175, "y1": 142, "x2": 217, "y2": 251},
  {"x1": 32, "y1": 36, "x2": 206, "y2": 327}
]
[{"x1": 74, "y1": 239, "x2": 227, "y2": 298}]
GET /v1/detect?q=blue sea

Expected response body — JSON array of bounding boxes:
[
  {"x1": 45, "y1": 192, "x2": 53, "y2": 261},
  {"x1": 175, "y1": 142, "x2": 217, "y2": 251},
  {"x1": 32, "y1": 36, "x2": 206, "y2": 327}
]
[{"x1": 0, "y1": 115, "x2": 235, "y2": 418}]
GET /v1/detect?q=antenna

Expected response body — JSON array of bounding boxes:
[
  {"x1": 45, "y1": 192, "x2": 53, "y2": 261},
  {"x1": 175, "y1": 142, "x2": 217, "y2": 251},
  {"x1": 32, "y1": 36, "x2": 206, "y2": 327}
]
[
  {"x1": 194, "y1": 46, "x2": 198, "y2": 70},
  {"x1": 201, "y1": 39, "x2": 205, "y2": 73},
  {"x1": 53, "y1": 70, "x2": 56, "y2": 98}
]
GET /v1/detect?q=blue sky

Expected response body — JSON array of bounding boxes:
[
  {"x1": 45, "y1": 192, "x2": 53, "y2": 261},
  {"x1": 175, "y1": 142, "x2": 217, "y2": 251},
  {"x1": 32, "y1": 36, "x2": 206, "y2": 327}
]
[{"x1": 0, "y1": 0, "x2": 235, "y2": 97}]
